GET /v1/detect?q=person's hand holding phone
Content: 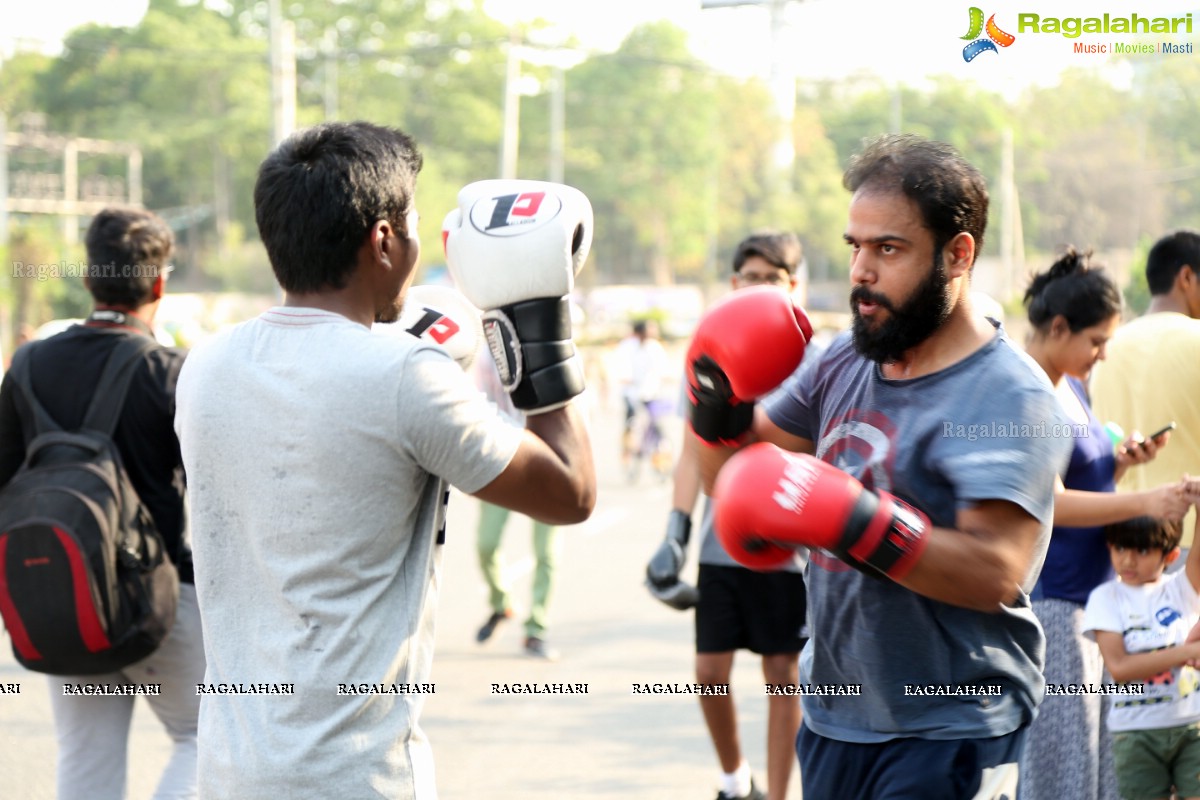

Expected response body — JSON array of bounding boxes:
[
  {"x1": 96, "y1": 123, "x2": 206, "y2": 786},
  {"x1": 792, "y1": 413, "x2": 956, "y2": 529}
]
[{"x1": 1113, "y1": 421, "x2": 1176, "y2": 478}]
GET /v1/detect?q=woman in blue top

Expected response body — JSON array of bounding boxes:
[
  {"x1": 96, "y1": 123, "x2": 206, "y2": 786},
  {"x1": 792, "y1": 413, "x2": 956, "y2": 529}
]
[{"x1": 1020, "y1": 247, "x2": 1192, "y2": 800}]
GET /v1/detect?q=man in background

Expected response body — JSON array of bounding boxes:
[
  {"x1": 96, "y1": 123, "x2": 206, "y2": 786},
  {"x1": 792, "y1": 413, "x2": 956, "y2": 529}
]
[
  {"x1": 0, "y1": 206, "x2": 203, "y2": 800},
  {"x1": 1092, "y1": 230, "x2": 1200, "y2": 542},
  {"x1": 648, "y1": 231, "x2": 810, "y2": 800}
]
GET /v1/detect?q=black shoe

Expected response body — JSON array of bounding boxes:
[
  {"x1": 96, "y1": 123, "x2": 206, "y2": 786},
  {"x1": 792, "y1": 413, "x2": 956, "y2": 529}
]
[
  {"x1": 523, "y1": 636, "x2": 560, "y2": 661},
  {"x1": 475, "y1": 609, "x2": 512, "y2": 643},
  {"x1": 715, "y1": 778, "x2": 765, "y2": 800}
]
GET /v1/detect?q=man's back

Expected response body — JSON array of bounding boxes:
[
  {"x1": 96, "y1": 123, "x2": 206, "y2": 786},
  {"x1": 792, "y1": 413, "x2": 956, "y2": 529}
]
[
  {"x1": 1092, "y1": 312, "x2": 1200, "y2": 537},
  {"x1": 0, "y1": 205, "x2": 206, "y2": 800},
  {"x1": 176, "y1": 308, "x2": 521, "y2": 798}
]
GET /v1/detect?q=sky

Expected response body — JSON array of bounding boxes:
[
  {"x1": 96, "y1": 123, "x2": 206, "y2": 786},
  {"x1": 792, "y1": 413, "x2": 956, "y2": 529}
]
[{"x1": 3, "y1": 0, "x2": 1200, "y2": 97}]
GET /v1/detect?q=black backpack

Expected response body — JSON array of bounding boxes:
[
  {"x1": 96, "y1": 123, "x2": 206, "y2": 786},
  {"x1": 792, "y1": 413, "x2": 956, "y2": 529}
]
[{"x1": 0, "y1": 334, "x2": 179, "y2": 675}]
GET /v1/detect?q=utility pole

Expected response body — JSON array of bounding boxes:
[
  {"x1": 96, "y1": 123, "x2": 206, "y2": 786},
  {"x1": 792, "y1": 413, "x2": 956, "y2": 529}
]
[
  {"x1": 499, "y1": 39, "x2": 579, "y2": 184},
  {"x1": 268, "y1": 0, "x2": 296, "y2": 146},
  {"x1": 499, "y1": 29, "x2": 522, "y2": 179},
  {"x1": 548, "y1": 66, "x2": 565, "y2": 184},
  {"x1": 700, "y1": 0, "x2": 804, "y2": 190}
]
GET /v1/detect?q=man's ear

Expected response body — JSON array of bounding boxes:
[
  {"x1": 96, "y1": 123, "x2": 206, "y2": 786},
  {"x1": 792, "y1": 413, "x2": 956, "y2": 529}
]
[
  {"x1": 1180, "y1": 264, "x2": 1200, "y2": 308},
  {"x1": 943, "y1": 232, "x2": 976, "y2": 279},
  {"x1": 369, "y1": 220, "x2": 392, "y2": 266},
  {"x1": 1165, "y1": 546, "x2": 1183, "y2": 564},
  {"x1": 1176, "y1": 264, "x2": 1195, "y2": 292}
]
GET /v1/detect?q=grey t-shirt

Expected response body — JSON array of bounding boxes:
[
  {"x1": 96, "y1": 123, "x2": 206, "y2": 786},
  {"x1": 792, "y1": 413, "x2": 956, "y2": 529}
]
[{"x1": 763, "y1": 325, "x2": 1071, "y2": 742}]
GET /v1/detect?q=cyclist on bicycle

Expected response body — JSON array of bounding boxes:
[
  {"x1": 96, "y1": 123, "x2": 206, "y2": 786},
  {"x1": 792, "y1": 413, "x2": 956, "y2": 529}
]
[{"x1": 614, "y1": 318, "x2": 673, "y2": 472}]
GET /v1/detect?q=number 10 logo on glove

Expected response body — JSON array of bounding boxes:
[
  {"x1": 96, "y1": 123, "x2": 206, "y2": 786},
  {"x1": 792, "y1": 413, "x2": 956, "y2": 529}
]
[{"x1": 471, "y1": 191, "x2": 561, "y2": 236}]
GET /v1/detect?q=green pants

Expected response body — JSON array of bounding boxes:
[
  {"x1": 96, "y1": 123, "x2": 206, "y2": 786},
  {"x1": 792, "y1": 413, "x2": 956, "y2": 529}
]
[{"x1": 476, "y1": 502, "x2": 558, "y2": 638}]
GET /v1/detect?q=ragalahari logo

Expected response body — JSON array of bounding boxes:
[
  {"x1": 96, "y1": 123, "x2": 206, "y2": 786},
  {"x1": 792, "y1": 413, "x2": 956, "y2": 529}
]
[{"x1": 961, "y1": 7, "x2": 1016, "y2": 61}]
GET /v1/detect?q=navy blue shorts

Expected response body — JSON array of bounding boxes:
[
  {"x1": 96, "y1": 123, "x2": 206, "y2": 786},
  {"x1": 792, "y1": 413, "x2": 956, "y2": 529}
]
[{"x1": 798, "y1": 722, "x2": 1026, "y2": 800}]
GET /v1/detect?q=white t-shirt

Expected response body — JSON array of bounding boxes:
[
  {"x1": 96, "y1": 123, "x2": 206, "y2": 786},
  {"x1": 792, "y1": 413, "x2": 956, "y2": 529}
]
[
  {"x1": 175, "y1": 308, "x2": 523, "y2": 799},
  {"x1": 612, "y1": 334, "x2": 671, "y2": 404},
  {"x1": 1083, "y1": 569, "x2": 1200, "y2": 732}
]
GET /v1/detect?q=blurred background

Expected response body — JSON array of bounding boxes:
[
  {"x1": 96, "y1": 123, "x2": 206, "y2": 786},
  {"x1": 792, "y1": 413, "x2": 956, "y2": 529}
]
[{"x1": 2, "y1": 0, "x2": 1199, "y2": 353}]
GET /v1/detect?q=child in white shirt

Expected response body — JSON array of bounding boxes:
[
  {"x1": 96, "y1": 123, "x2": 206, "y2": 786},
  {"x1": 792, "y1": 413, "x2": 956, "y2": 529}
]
[{"x1": 1084, "y1": 493, "x2": 1200, "y2": 800}]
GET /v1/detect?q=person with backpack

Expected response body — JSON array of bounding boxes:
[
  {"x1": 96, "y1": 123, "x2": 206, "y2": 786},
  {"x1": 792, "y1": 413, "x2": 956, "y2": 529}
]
[{"x1": 0, "y1": 206, "x2": 203, "y2": 800}]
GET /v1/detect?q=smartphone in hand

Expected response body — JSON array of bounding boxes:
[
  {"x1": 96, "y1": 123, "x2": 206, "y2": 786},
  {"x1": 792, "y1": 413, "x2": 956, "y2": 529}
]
[{"x1": 1147, "y1": 422, "x2": 1178, "y2": 441}]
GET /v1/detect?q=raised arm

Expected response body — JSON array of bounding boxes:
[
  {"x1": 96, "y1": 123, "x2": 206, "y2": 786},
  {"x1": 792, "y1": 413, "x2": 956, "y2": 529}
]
[
  {"x1": 474, "y1": 404, "x2": 595, "y2": 525},
  {"x1": 711, "y1": 443, "x2": 1041, "y2": 610},
  {"x1": 1186, "y1": 477, "x2": 1200, "y2": 594}
]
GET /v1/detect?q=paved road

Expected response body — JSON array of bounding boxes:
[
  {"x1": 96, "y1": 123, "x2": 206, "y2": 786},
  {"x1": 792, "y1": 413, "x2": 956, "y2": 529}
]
[{"x1": 0, "y1": 387, "x2": 803, "y2": 799}]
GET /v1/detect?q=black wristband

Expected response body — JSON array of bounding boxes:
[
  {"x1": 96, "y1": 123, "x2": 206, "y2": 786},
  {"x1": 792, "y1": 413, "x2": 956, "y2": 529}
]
[
  {"x1": 484, "y1": 296, "x2": 583, "y2": 412},
  {"x1": 834, "y1": 489, "x2": 930, "y2": 579},
  {"x1": 689, "y1": 399, "x2": 755, "y2": 444}
]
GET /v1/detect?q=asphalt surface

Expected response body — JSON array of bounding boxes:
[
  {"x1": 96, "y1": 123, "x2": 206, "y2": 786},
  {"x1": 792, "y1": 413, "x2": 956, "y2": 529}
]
[{"x1": 0, "y1": 383, "x2": 804, "y2": 799}]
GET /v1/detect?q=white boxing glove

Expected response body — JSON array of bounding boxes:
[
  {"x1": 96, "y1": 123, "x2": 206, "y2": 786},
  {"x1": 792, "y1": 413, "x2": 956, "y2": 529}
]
[
  {"x1": 375, "y1": 284, "x2": 483, "y2": 372},
  {"x1": 442, "y1": 179, "x2": 593, "y2": 413}
]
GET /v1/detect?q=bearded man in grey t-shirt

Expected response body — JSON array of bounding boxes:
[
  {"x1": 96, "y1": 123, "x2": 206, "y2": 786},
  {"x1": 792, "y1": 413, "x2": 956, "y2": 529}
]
[{"x1": 692, "y1": 134, "x2": 1072, "y2": 800}]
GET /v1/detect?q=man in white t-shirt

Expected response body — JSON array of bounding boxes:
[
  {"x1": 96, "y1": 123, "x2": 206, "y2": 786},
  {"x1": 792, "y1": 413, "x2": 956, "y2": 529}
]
[
  {"x1": 1084, "y1": 492, "x2": 1200, "y2": 800},
  {"x1": 175, "y1": 122, "x2": 596, "y2": 799},
  {"x1": 613, "y1": 318, "x2": 672, "y2": 470}
]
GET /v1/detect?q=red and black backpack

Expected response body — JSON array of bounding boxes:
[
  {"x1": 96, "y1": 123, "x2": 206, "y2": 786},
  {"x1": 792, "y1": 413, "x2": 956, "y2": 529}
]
[{"x1": 0, "y1": 334, "x2": 178, "y2": 674}]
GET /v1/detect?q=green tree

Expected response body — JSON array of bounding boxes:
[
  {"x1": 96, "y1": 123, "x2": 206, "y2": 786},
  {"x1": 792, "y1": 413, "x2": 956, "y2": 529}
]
[
  {"x1": 566, "y1": 22, "x2": 719, "y2": 285},
  {"x1": 33, "y1": 0, "x2": 271, "y2": 288},
  {"x1": 1135, "y1": 58, "x2": 1200, "y2": 238},
  {"x1": 1017, "y1": 70, "x2": 1152, "y2": 254}
]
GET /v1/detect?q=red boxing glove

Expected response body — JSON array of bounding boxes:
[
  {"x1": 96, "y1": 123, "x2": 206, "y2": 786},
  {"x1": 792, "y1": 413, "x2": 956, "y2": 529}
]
[
  {"x1": 713, "y1": 443, "x2": 931, "y2": 579},
  {"x1": 687, "y1": 286, "x2": 812, "y2": 445}
]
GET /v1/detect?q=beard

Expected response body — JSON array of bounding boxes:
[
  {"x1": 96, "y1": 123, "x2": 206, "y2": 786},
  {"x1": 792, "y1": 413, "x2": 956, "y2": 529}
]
[
  {"x1": 375, "y1": 295, "x2": 404, "y2": 324},
  {"x1": 850, "y1": 252, "x2": 952, "y2": 364}
]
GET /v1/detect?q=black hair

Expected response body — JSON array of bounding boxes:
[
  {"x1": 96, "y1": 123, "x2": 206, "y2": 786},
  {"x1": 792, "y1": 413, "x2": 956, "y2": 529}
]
[
  {"x1": 84, "y1": 207, "x2": 174, "y2": 308},
  {"x1": 1104, "y1": 515, "x2": 1183, "y2": 553},
  {"x1": 843, "y1": 134, "x2": 988, "y2": 262},
  {"x1": 1023, "y1": 246, "x2": 1123, "y2": 333},
  {"x1": 253, "y1": 121, "x2": 423, "y2": 294},
  {"x1": 732, "y1": 231, "x2": 802, "y2": 274},
  {"x1": 1146, "y1": 230, "x2": 1200, "y2": 296}
]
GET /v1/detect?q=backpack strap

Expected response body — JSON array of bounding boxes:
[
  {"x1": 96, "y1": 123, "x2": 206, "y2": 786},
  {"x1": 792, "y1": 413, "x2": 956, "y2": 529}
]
[
  {"x1": 81, "y1": 335, "x2": 160, "y2": 437},
  {"x1": 7, "y1": 344, "x2": 64, "y2": 440}
]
